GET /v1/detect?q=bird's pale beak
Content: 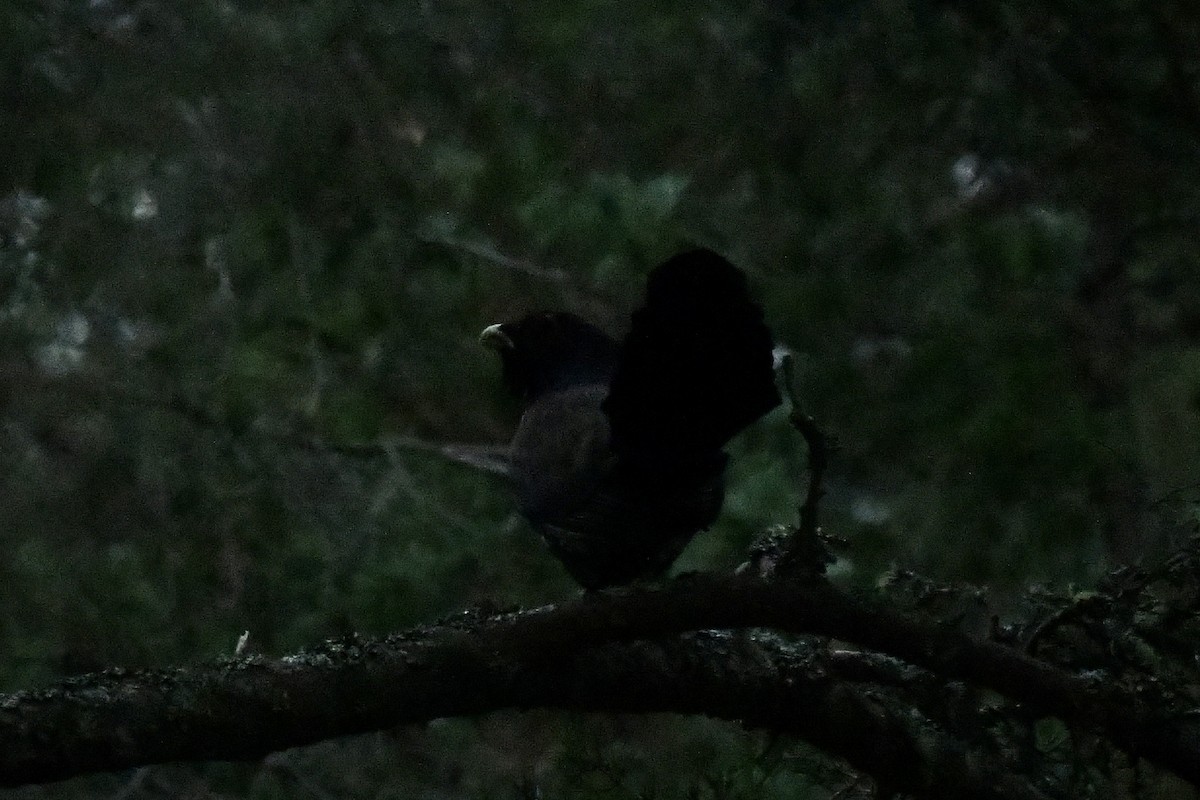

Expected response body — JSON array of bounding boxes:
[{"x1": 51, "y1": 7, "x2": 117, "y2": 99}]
[{"x1": 479, "y1": 323, "x2": 514, "y2": 350}]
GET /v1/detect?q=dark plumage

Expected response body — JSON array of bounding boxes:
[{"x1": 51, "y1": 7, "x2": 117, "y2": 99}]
[{"x1": 481, "y1": 249, "x2": 780, "y2": 589}]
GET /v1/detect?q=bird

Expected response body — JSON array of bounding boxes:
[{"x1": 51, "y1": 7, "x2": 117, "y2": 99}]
[{"x1": 480, "y1": 248, "x2": 780, "y2": 589}]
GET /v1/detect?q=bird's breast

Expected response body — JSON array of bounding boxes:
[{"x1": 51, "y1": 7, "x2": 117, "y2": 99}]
[{"x1": 508, "y1": 383, "x2": 615, "y2": 521}]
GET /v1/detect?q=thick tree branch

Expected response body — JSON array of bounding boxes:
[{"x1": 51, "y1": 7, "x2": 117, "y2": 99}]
[
  {"x1": 2, "y1": 570, "x2": 1197, "y2": 793},
  {"x1": 0, "y1": 629, "x2": 1046, "y2": 800},
  {"x1": 501, "y1": 574, "x2": 1200, "y2": 773}
]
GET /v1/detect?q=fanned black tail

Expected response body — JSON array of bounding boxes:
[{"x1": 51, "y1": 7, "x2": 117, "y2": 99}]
[{"x1": 602, "y1": 249, "x2": 781, "y2": 483}]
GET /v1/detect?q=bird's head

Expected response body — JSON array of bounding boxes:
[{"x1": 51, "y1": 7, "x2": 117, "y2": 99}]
[{"x1": 480, "y1": 312, "x2": 619, "y2": 402}]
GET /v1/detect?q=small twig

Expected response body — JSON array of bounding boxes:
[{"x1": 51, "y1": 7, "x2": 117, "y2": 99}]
[
  {"x1": 419, "y1": 234, "x2": 572, "y2": 285},
  {"x1": 770, "y1": 350, "x2": 838, "y2": 575},
  {"x1": 829, "y1": 774, "x2": 872, "y2": 800},
  {"x1": 1023, "y1": 595, "x2": 1107, "y2": 657},
  {"x1": 332, "y1": 436, "x2": 510, "y2": 476},
  {"x1": 133, "y1": 384, "x2": 514, "y2": 477},
  {"x1": 779, "y1": 350, "x2": 832, "y2": 538}
]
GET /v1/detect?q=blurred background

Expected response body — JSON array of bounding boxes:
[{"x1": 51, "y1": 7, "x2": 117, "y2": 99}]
[{"x1": 2, "y1": 1, "x2": 1199, "y2": 797}]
